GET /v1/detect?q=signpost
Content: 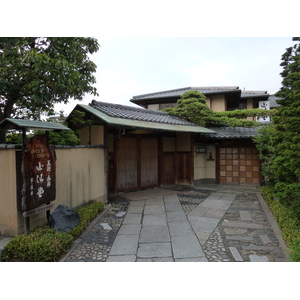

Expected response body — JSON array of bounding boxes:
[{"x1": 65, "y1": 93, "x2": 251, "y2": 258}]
[
  {"x1": 21, "y1": 133, "x2": 56, "y2": 234},
  {"x1": 0, "y1": 118, "x2": 71, "y2": 235},
  {"x1": 21, "y1": 134, "x2": 56, "y2": 211}
]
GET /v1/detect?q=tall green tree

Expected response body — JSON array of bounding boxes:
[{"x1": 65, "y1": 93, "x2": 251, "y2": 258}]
[
  {"x1": 165, "y1": 90, "x2": 273, "y2": 127},
  {"x1": 0, "y1": 37, "x2": 99, "y2": 142},
  {"x1": 254, "y1": 37, "x2": 300, "y2": 215}
]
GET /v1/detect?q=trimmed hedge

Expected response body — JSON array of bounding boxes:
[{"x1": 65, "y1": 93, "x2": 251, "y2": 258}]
[
  {"x1": 262, "y1": 186, "x2": 300, "y2": 261},
  {"x1": 67, "y1": 201, "x2": 104, "y2": 239},
  {"x1": 1, "y1": 201, "x2": 104, "y2": 262}
]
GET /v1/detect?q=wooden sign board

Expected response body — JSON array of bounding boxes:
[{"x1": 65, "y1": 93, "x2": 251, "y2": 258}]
[{"x1": 21, "y1": 134, "x2": 56, "y2": 211}]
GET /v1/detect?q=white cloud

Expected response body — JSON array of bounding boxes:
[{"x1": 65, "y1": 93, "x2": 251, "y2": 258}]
[{"x1": 182, "y1": 61, "x2": 236, "y2": 87}]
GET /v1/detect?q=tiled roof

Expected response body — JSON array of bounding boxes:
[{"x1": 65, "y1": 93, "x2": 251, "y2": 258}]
[
  {"x1": 241, "y1": 91, "x2": 269, "y2": 98},
  {"x1": 268, "y1": 95, "x2": 281, "y2": 108},
  {"x1": 90, "y1": 100, "x2": 197, "y2": 126},
  {"x1": 70, "y1": 101, "x2": 215, "y2": 134},
  {"x1": 0, "y1": 118, "x2": 70, "y2": 131},
  {"x1": 199, "y1": 126, "x2": 260, "y2": 139},
  {"x1": 131, "y1": 86, "x2": 240, "y2": 101}
]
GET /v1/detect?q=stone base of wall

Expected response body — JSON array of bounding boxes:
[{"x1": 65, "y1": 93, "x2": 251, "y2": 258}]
[
  {"x1": 73, "y1": 195, "x2": 107, "y2": 210},
  {"x1": 0, "y1": 224, "x2": 18, "y2": 237},
  {"x1": 194, "y1": 178, "x2": 217, "y2": 186}
]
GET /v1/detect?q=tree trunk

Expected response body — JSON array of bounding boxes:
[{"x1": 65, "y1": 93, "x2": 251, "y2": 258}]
[
  {"x1": 0, "y1": 129, "x2": 7, "y2": 143},
  {"x1": 0, "y1": 94, "x2": 18, "y2": 143},
  {"x1": 0, "y1": 112, "x2": 6, "y2": 143}
]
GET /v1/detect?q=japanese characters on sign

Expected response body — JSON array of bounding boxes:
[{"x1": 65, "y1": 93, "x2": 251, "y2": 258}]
[
  {"x1": 22, "y1": 203, "x2": 55, "y2": 218},
  {"x1": 21, "y1": 134, "x2": 56, "y2": 211},
  {"x1": 258, "y1": 100, "x2": 270, "y2": 123}
]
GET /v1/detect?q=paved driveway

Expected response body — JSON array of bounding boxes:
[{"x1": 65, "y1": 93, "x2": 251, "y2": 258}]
[{"x1": 62, "y1": 185, "x2": 288, "y2": 262}]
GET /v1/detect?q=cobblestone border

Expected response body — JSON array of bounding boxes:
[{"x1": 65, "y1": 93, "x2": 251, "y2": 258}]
[
  {"x1": 202, "y1": 193, "x2": 288, "y2": 262},
  {"x1": 177, "y1": 187, "x2": 213, "y2": 214},
  {"x1": 61, "y1": 196, "x2": 130, "y2": 262}
]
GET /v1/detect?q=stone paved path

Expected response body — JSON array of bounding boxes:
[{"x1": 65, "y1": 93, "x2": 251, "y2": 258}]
[
  {"x1": 61, "y1": 186, "x2": 289, "y2": 262},
  {"x1": 202, "y1": 193, "x2": 287, "y2": 261}
]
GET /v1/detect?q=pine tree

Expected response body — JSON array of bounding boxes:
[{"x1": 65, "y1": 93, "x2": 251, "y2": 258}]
[
  {"x1": 165, "y1": 90, "x2": 273, "y2": 127},
  {"x1": 272, "y1": 37, "x2": 300, "y2": 211},
  {"x1": 255, "y1": 37, "x2": 300, "y2": 216}
]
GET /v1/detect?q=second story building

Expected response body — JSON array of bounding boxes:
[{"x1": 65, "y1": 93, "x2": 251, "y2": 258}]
[
  {"x1": 130, "y1": 86, "x2": 280, "y2": 124},
  {"x1": 130, "y1": 86, "x2": 281, "y2": 186}
]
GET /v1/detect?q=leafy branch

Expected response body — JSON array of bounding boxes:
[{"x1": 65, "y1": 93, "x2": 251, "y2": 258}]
[{"x1": 165, "y1": 90, "x2": 273, "y2": 127}]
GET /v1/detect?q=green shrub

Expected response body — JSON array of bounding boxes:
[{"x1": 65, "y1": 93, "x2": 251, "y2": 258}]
[
  {"x1": 1, "y1": 201, "x2": 104, "y2": 262},
  {"x1": 0, "y1": 227, "x2": 73, "y2": 262},
  {"x1": 262, "y1": 186, "x2": 300, "y2": 261},
  {"x1": 68, "y1": 201, "x2": 105, "y2": 238},
  {"x1": 289, "y1": 240, "x2": 300, "y2": 262},
  {"x1": 35, "y1": 130, "x2": 80, "y2": 146}
]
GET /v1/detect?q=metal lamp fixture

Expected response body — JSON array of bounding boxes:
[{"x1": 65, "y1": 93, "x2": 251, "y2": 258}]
[{"x1": 195, "y1": 146, "x2": 207, "y2": 153}]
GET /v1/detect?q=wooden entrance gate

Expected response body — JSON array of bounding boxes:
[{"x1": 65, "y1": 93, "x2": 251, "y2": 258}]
[
  {"x1": 110, "y1": 135, "x2": 193, "y2": 192},
  {"x1": 115, "y1": 137, "x2": 159, "y2": 192},
  {"x1": 161, "y1": 152, "x2": 193, "y2": 186}
]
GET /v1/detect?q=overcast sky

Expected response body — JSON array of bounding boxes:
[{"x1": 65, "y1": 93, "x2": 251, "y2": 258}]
[
  {"x1": 56, "y1": 37, "x2": 293, "y2": 115},
  {"x1": 2, "y1": 2, "x2": 296, "y2": 117}
]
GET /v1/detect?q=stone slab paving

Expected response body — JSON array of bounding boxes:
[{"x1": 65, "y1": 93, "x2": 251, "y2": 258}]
[
  {"x1": 137, "y1": 242, "x2": 173, "y2": 258},
  {"x1": 187, "y1": 192, "x2": 236, "y2": 247},
  {"x1": 107, "y1": 192, "x2": 207, "y2": 262},
  {"x1": 202, "y1": 192, "x2": 288, "y2": 262},
  {"x1": 172, "y1": 235, "x2": 205, "y2": 259},
  {"x1": 139, "y1": 225, "x2": 170, "y2": 243},
  {"x1": 61, "y1": 186, "x2": 288, "y2": 262}
]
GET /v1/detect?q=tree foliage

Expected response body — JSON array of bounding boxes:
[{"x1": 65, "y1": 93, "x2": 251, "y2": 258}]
[
  {"x1": 5, "y1": 110, "x2": 92, "y2": 146},
  {"x1": 6, "y1": 126, "x2": 80, "y2": 146},
  {"x1": 39, "y1": 130, "x2": 79, "y2": 146},
  {"x1": 67, "y1": 110, "x2": 93, "y2": 132},
  {"x1": 253, "y1": 124, "x2": 278, "y2": 185},
  {"x1": 254, "y1": 37, "x2": 300, "y2": 217},
  {"x1": 0, "y1": 37, "x2": 100, "y2": 142},
  {"x1": 165, "y1": 90, "x2": 273, "y2": 127}
]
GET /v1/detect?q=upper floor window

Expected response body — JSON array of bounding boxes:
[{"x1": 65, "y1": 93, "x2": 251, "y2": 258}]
[
  {"x1": 227, "y1": 99, "x2": 247, "y2": 111},
  {"x1": 159, "y1": 103, "x2": 177, "y2": 110}
]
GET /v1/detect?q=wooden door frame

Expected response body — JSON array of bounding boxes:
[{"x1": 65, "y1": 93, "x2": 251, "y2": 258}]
[
  {"x1": 140, "y1": 137, "x2": 159, "y2": 189},
  {"x1": 109, "y1": 132, "x2": 195, "y2": 192},
  {"x1": 112, "y1": 135, "x2": 160, "y2": 193},
  {"x1": 215, "y1": 145, "x2": 221, "y2": 184},
  {"x1": 160, "y1": 133, "x2": 194, "y2": 186}
]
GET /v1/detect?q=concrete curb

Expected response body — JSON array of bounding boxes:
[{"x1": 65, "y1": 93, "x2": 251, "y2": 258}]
[
  {"x1": 256, "y1": 192, "x2": 290, "y2": 261},
  {"x1": 0, "y1": 237, "x2": 13, "y2": 262}
]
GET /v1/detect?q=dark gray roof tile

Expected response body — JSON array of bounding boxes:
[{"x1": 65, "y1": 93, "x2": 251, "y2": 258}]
[
  {"x1": 268, "y1": 95, "x2": 281, "y2": 108},
  {"x1": 90, "y1": 100, "x2": 197, "y2": 126},
  {"x1": 199, "y1": 126, "x2": 260, "y2": 139},
  {"x1": 131, "y1": 86, "x2": 240, "y2": 101},
  {"x1": 241, "y1": 91, "x2": 268, "y2": 98}
]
